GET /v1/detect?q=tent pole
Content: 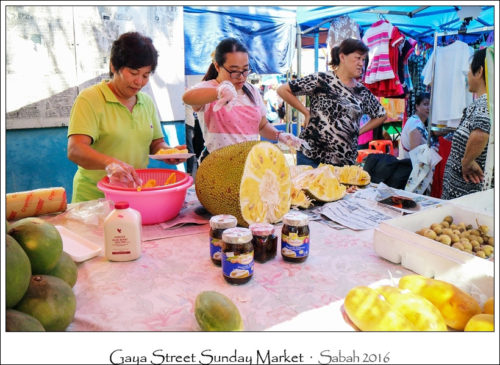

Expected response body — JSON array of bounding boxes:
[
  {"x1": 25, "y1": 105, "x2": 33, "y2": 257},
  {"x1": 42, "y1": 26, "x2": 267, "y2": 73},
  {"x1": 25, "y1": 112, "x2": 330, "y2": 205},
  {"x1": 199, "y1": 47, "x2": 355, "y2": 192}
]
[
  {"x1": 314, "y1": 32, "x2": 319, "y2": 72},
  {"x1": 296, "y1": 23, "x2": 302, "y2": 137},
  {"x1": 427, "y1": 31, "x2": 438, "y2": 146},
  {"x1": 435, "y1": 25, "x2": 494, "y2": 37}
]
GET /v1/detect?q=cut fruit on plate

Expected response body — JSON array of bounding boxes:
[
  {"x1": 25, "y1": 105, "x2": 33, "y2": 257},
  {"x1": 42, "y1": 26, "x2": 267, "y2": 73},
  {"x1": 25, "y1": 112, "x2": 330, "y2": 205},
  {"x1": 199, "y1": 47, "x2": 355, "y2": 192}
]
[
  {"x1": 149, "y1": 153, "x2": 194, "y2": 160},
  {"x1": 54, "y1": 226, "x2": 102, "y2": 262}
]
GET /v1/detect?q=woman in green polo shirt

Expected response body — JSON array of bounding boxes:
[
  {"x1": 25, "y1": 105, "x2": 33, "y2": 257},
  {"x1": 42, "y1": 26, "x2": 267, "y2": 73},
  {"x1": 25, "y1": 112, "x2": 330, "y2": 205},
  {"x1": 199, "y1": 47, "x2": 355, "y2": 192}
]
[{"x1": 67, "y1": 32, "x2": 182, "y2": 202}]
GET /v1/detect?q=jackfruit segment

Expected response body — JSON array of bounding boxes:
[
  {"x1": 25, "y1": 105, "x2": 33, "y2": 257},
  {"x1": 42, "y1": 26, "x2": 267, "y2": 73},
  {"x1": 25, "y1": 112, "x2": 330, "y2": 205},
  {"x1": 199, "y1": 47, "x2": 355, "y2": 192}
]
[
  {"x1": 337, "y1": 165, "x2": 371, "y2": 186},
  {"x1": 239, "y1": 143, "x2": 291, "y2": 224},
  {"x1": 290, "y1": 164, "x2": 346, "y2": 204},
  {"x1": 291, "y1": 187, "x2": 313, "y2": 209},
  {"x1": 289, "y1": 165, "x2": 314, "y2": 179},
  {"x1": 304, "y1": 166, "x2": 346, "y2": 202}
]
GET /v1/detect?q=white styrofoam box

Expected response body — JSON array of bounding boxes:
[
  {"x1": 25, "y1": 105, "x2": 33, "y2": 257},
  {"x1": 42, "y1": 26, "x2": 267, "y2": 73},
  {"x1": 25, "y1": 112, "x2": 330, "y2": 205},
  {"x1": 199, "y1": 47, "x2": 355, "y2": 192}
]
[
  {"x1": 449, "y1": 189, "x2": 494, "y2": 216},
  {"x1": 55, "y1": 225, "x2": 102, "y2": 262},
  {"x1": 373, "y1": 204, "x2": 494, "y2": 298}
]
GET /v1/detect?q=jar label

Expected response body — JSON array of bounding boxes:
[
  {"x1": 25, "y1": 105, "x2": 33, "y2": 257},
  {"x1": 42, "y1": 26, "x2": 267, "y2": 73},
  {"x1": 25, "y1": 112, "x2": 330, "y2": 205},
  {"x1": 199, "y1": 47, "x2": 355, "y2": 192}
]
[
  {"x1": 281, "y1": 233, "x2": 309, "y2": 258},
  {"x1": 221, "y1": 252, "x2": 254, "y2": 279},
  {"x1": 210, "y1": 237, "x2": 222, "y2": 261}
]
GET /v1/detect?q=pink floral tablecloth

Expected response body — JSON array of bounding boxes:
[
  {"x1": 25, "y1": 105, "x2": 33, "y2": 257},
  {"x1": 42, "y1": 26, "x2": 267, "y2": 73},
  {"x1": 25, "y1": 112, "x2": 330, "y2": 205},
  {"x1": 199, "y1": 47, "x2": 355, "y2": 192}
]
[{"x1": 45, "y1": 203, "x2": 415, "y2": 331}]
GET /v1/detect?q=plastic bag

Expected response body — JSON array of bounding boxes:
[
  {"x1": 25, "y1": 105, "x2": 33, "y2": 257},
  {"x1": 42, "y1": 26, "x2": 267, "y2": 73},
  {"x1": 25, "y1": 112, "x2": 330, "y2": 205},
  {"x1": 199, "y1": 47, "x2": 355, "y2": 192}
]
[{"x1": 105, "y1": 162, "x2": 142, "y2": 188}]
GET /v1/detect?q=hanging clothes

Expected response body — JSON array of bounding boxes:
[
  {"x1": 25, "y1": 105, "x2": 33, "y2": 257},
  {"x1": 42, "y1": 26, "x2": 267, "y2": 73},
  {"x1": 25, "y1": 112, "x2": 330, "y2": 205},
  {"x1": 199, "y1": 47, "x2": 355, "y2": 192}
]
[
  {"x1": 327, "y1": 16, "x2": 361, "y2": 48},
  {"x1": 363, "y1": 21, "x2": 405, "y2": 97},
  {"x1": 397, "y1": 38, "x2": 417, "y2": 95},
  {"x1": 422, "y1": 40, "x2": 474, "y2": 128},
  {"x1": 406, "y1": 51, "x2": 426, "y2": 117},
  {"x1": 362, "y1": 20, "x2": 404, "y2": 84}
]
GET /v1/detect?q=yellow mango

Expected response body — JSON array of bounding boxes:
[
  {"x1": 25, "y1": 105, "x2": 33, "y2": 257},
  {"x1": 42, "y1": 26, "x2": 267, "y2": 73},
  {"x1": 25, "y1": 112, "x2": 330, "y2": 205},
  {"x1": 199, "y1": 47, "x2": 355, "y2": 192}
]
[
  {"x1": 483, "y1": 297, "x2": 494, "y2": 314},
  {"x1": 376, "y1": 285, "x2": 447, "y2": 331},
  {"x1": 398, "y1": 275, "x2": 481, "y2": 330},
  {"x1": 464, "y1": 313, "x2": 494, "y2": 331},
  {"x1": 344, "y1": 286, "x2": 416, "y2": 331},
  {"x1": 165, "y1": 173, "x2": 177, "y2": 185}
]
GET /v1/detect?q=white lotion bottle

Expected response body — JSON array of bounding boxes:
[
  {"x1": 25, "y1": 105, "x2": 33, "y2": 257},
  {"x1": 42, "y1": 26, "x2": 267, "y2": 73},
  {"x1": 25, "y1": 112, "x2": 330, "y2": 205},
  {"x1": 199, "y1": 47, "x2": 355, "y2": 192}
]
[{"x1": 104, "y1": 201, "x2": 142, "y2": 261}]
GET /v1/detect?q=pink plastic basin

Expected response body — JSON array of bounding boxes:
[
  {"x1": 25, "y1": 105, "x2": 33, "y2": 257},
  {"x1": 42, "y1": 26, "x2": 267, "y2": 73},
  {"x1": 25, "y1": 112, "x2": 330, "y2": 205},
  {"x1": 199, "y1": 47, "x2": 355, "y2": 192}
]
[
  {"x1": 99, "y1": 168, "x2": 189, "y2": 191},
  {"x1": 97, "y1": 173, "x2": 193, "y2": 225}
]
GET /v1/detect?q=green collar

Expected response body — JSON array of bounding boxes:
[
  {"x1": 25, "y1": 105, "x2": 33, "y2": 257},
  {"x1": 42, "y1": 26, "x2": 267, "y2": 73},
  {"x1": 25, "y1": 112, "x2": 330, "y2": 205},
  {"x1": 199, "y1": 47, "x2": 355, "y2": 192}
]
[{"x1": 99, "y1": 80, "x2": 144, "y2": 105}]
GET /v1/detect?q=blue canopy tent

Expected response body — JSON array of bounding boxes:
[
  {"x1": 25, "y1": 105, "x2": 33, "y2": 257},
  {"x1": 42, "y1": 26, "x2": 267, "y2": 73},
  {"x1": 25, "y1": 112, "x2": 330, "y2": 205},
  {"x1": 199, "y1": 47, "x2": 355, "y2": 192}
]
[
  {"x1": 297, "y1": 5, "x2": 494, "y2": 46},
  {"x1": 184, "y1": 6, "x2": 296, "y2": 75}
]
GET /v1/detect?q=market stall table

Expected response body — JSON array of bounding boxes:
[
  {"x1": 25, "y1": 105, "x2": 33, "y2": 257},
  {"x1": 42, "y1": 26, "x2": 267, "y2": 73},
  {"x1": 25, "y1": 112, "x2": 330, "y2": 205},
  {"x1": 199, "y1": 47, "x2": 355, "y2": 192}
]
[{"x1": 39, "y1": 195, "x2": 419, "y2": 332}]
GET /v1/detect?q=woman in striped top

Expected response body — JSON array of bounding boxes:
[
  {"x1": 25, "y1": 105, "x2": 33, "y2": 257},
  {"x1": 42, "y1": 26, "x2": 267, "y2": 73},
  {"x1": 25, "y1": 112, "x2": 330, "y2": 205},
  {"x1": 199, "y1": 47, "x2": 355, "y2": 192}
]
[{"x1": 441, "y1": 48, "x2": 491, "y2": 200}]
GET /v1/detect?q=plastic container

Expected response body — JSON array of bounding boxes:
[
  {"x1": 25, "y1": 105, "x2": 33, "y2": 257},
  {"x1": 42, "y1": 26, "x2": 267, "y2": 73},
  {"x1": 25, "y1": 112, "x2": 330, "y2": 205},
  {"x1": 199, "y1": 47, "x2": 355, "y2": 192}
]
[
  {"x1": 97, "y1": 171, "x2": 193, "y2": 225},
  {"x1": 99, "y1": 168, "x2": 189, "y2": 191},
  {"x1": 104, "y1": 201, "x2": 142, "y2": 262},
  {"x1": 55, "y1": 225, "x2": 102, "y2": 262},
  {"x1": 373, "y1": 204, "x2": 494, "y2": 297}
]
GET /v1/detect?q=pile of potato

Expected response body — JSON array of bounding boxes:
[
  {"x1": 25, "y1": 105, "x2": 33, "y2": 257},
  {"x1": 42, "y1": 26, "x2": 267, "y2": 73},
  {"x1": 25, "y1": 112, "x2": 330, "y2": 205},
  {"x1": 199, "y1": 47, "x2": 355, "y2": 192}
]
[{"x1": 416, "y1": 215, "x2": 494, "y2": 259}]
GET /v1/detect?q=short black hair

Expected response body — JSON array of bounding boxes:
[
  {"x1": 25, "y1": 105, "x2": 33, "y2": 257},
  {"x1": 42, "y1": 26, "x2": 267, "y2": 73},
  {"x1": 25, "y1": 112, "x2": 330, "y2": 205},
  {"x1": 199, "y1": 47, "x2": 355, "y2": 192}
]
[
  {"x1": 415, "y1": 93, "x2": 430, "y2": 105},
  {"x1": 329, "y1": 38, "x2": 369, "y2": 67},
  {"x1": 470, "y1": 48, "x2": 487, "y2": 81},
  {"x1": 110, "y1": 32, "x2": 158, "y2": 77}
]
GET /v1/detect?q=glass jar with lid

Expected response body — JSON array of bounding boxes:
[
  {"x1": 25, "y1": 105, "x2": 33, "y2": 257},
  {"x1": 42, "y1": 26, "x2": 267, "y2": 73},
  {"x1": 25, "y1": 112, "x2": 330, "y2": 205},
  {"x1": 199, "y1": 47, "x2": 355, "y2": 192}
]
[
  {"x1": 221, "y1": 227, "x2": 254, "y2": 284},
  {"x1": 249, "y1": 223, "x2": 277, "y2": 263},
  {"x1": 209, "y1": 214, "x2": 237, "y2": 266},
  {"x1": 281, "y1": 211, "x2": 310, "y2": 263}
]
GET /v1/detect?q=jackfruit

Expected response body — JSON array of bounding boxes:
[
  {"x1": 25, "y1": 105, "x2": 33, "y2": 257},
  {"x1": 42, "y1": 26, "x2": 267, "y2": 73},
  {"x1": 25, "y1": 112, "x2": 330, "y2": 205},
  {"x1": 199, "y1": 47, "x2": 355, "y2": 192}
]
[
  {"x1": 337, "y1": 165, "x2": 371, "y2": 186},
  {"x1": 290, "y1": 164, "x2": 346, "y2": 204},
  {"x1": 195, "y1": 141, "x2": 291, "y2": 226},
  {"x1": 304, "y1": 165, "x2": 346, "y2": 202},
  {"x1": 291, "y1": 186, "x2": 313, "y2": 209}
]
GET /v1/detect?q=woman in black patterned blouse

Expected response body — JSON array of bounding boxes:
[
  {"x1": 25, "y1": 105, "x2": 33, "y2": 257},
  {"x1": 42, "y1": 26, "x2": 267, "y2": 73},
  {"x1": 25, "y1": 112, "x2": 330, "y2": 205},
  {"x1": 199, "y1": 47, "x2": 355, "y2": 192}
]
[
  {"x1": 277, "y1": 38, "x2": 387, "y2": 167},
  {"x1": 441, "y1": 48, "x2": 491, "y2": 200}
]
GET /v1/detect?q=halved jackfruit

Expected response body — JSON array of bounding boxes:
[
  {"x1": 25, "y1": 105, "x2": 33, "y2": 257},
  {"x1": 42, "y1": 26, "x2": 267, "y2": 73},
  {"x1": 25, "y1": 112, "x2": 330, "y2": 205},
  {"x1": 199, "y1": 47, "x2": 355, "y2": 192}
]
[
  {"x1": 337, "y1": 165, "x2": 371, "y2": 186},
  {"x1": 303, "y1": 165, "x2": 346, "y2": 202},
  {"x1": 195, "y1": 141, "x2": 291, "y2": 226},
  {"x1": 290, "y1": 164, "x2": 346, "y2": 204}
]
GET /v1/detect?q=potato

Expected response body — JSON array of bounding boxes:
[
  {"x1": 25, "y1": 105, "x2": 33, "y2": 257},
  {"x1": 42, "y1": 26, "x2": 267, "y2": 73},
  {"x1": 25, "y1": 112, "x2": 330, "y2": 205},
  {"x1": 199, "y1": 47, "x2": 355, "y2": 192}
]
[
  {"x1": 443, "y1": 215, "x2": 453, "y2": 224},
  {"x1": 442, "y1": 228, "x2": 453, "y2": 236},
  {"x1": 452, "y1": 242, "x2": 465, "y2": 251},
  {"x1": 437, "y1": 235, "x2": 452, "y2": 245},
  {"x1": 475, "y1": 250, "x2": 486, "y2": 258},
  {"x1": 481, "y1": 245, "x2": 493, "y2": 257},
  {"x1": 423, "y1": 229, "x2": 437, "y2": 240}
]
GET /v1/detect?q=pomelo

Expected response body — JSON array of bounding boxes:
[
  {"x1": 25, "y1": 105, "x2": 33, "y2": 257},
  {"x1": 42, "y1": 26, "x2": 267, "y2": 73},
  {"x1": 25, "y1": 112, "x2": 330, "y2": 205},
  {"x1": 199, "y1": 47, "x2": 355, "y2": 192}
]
[
  {"x1": 6, "y1": 234, "x2": 32, "y2": 308},
  {"x1": 6, "y1": 309, "x2": 45, "y2": 332},
  {"x1": 15, "y1": 275, "x2": 76, "y2": 331},
  {"x1": 8, "y1": 217, "x2": 62, "y2": 274},
  {"x1": 47, "y1": 251, "x2": 78, "y2": 287}
]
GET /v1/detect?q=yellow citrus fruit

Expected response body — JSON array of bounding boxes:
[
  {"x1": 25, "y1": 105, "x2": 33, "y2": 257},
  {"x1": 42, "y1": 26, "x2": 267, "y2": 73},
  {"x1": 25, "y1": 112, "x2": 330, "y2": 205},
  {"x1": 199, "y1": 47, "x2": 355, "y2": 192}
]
[
  {"x1": 483, "y1": 297, "x2": 494, "y2": 314},
  {"x1": 464, "y1": 313, "x2": 494, "y2": 331}
]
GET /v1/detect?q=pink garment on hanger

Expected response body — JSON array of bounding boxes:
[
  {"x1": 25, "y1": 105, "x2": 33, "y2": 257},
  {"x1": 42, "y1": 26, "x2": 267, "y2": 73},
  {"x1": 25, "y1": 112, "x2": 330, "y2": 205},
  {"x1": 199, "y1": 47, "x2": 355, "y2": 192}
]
[{"x1": 362, "y1": 20, "x2": 404, "y2": 84}]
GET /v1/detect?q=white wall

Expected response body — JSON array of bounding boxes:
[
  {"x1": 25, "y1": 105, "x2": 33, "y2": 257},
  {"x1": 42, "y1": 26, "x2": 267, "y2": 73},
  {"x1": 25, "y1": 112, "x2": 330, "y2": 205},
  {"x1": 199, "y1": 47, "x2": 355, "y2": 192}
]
[{"x1": 5, "y1": 6, "x2": 185, "y2": 129}]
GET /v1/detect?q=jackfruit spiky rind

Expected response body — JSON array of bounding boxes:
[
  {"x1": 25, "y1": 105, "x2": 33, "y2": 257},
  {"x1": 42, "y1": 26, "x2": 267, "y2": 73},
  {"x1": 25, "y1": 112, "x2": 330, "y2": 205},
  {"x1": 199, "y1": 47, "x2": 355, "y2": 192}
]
[{"x1": 195, "y1": 141, "x2": 291, "y2": 226}]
